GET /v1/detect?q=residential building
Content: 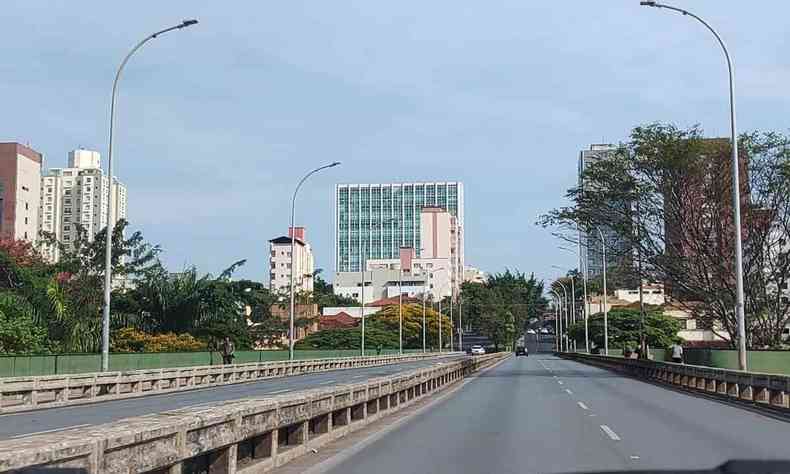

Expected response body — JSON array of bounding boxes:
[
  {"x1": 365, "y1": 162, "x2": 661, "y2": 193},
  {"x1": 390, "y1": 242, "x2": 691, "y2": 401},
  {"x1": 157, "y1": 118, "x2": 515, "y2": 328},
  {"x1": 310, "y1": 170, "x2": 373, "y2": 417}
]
[
  {"x1": 319, "y1": 312, "x2": 358, "y2": 330},
  {"x1": 334, "y1": 247, "x2": 452, "y2": 304},
  {"x1": 663, "y1": 138, "x2": 750, "y2": 299},
  {"x1": 334, "y1": 181, "x2": 464, "y2": 294},
  {"x1": 269, "y1": 227, "x2": 315, "y2": 294},
  {"x1": 39, "y1": 149, "x2": 127, "y2": 261},
  {"x1": 464, "y1": 266, "x2": 487, "y2": 284},
  {"x1": 578, "y1": 144, "x2": 631, "y2": 277},
  {"x1": 0, "y1": 143, "x2": 42, "y2": 242}
]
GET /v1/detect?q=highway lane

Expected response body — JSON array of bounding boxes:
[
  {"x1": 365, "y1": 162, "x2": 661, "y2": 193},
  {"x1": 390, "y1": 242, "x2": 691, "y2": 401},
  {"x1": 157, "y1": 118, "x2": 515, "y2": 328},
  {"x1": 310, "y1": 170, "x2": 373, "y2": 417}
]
[
  {"x1": 0, "y1": 355, "x2": 462, "y2": 440},
  {"x1": 322, "y1": 354, "x2": 790, "y2": 474}
]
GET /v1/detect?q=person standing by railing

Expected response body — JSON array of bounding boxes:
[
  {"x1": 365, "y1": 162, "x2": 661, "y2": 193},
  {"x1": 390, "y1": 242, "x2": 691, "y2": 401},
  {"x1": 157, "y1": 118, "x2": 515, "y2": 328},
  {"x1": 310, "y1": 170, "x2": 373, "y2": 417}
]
[{"x1": 670, "y1": 342, "x2": 683, "y2": 364}]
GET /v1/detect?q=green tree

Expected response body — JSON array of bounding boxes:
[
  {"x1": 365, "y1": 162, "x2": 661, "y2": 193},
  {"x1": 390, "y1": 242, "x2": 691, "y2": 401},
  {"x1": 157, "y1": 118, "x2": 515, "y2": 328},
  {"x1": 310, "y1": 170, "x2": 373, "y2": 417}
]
[
  {"x1": 459, "y1": 270, "x2": 548, "y2": 350},
  {"x1": 568, "y1": 307, "x2": 682, "y2": 351},
  {"x1": 0, "y1": 292, "x2": 49, "y2": 353},
  {"x1": 541, "y1": 125, "x2": 790, "y2": 348}
]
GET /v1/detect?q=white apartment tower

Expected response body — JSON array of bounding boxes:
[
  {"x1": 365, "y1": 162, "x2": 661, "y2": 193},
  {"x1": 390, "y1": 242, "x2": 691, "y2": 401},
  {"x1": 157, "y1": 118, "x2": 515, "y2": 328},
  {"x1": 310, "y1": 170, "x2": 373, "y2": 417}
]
[
  {"x1": 40, "y1": 149, "x2": 128, "y2": 260},
  {"x1": 269, "y1": 227, "x2": 315, "y2": 294}
]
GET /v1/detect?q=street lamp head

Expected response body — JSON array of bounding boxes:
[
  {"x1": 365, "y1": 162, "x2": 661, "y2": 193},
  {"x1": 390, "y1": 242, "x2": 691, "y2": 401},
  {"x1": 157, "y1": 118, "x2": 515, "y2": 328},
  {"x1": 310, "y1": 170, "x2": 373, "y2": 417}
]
[
  {"x1": 180, "y1": 19, "x2": 199, "y2": 28},
  {"x1": 640, "y1": 1, "x2": 658, "y2": 6},
  {"x1": 330, "y1": 161, "x2": 342, "y2": 167}
]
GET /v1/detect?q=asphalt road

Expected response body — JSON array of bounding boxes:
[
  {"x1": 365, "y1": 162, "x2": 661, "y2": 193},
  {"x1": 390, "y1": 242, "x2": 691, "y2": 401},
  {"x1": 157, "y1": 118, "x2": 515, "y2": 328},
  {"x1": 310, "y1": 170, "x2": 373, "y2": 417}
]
[
  {"x1": 0, "y1": 356, "x2": 462, "y2": 440},
  {"x1": 323, "y1": 354, "x2": 790, "y2": 474}
]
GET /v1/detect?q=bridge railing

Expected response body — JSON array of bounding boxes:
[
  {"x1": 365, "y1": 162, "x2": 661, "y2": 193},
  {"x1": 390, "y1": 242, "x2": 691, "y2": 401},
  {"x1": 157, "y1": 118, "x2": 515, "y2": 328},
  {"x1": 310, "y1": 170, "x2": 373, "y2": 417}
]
[
  {"x1": 0, "y1": 352, "x2": 509, "y2": 474},
  {"x1": 560, "y1": 352, "x2": 790, "y2": 413},
  {"x1": 0, "y1": 352, "x2": 460, "y2": 414}
]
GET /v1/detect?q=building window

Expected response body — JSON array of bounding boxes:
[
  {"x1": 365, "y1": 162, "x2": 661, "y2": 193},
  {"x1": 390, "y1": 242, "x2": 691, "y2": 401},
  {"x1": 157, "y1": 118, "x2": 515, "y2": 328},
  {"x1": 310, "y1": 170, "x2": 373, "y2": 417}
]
[
  {"x1": 25, "y1": 202, "x2": 28, "y2": 210},
  {"x1": 65, "y1": 208, "x2": 72, "y2": 214},
  {"x1": 24, "y1": 232, "x2": 27, "y2": 239},
  {"x1": 65, "y1": 190, "x2": 71, "y2": 196},
  {"x1": 24, "y1": 217, "x2": 28, "y2": 224},
  {"x1": 64, "y1": 225, "x2": 70, "y2": 231},
  {"x1": 64, "y1": 235, "x2": 70, "y2": 241}
]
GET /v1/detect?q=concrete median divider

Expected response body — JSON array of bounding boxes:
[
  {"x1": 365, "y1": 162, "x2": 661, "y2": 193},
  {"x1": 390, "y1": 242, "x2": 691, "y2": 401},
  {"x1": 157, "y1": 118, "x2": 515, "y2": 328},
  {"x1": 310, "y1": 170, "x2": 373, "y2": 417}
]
[
  {"x1": 0, "y1": 353, "x2": 457, "y2": 415},
  {"x1": 559, "y1": 352, "x2": 790, "y2": 415},
  {"x1": 0, "y1": 352, "x2": 509, "y2": 473}
]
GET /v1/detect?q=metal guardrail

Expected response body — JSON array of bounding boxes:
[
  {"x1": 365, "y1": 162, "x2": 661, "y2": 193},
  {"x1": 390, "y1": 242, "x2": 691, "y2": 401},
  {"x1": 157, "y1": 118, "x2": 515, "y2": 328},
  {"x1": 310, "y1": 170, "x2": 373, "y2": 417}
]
[
  {"x1": 560, "y1": 353, "x2": 790, "y2": 413},
  {"x1": 0, "y1": 352, "x2": 459, "y2": 414},
  {"x1": 0, "y1": 352, "x2": 509, "y2": 473}
]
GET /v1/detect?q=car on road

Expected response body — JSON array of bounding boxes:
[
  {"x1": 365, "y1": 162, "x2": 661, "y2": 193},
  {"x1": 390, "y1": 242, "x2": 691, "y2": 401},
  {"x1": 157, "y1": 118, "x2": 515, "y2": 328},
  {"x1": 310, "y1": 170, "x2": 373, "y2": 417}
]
[
  {"x1": 540, "y1": 328, "x2": 550, "y2": 334},
  {"x1": 526, "y1": 329, "x2": 537, "y2": 334},
  {"x1": 470, "y1": 345, "x2": 486, "y2": 355},
  {"x1": 515, "y1": 346, "x2": 528, "y2": 356}
]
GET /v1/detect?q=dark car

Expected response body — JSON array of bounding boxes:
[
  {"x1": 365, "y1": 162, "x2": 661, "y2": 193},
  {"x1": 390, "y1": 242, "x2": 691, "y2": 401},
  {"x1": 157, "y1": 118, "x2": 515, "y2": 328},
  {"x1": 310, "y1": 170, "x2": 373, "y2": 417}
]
[{"x1": 515, "y1": 346, "x2": 528, "y2": 356}]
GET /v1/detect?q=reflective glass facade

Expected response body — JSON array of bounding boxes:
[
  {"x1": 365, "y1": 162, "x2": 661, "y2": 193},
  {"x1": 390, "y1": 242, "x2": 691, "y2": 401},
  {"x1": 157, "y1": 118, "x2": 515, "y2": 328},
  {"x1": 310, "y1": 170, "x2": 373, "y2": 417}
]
[{"x1": 335, "y1": 182, "x2": 464, "y2": 272}]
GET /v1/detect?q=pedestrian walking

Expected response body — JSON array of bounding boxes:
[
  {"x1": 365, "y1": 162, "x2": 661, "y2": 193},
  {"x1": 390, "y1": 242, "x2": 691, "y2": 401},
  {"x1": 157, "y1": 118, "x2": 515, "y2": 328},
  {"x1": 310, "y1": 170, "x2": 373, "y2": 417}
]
[
  {"x1": 221, "y1": 336, "x2": 235, "y2": 365},
  {"x1": 670, "y1": 342, "x2": 683, "y2": 364}
]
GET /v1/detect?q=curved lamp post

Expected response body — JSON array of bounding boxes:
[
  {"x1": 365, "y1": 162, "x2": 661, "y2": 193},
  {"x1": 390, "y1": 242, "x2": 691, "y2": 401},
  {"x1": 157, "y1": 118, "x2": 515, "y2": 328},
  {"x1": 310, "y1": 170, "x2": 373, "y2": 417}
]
[
  {"x1": 101, "y1": 19, "x2": 199, "y2": 372},
  {"x1": 289, "y1": 162, "x2": 341, "y2": 360},
  {"x1": 640, "y1": 1, "x2": 747, "y2": 370},
  {"x1": 553, "y1": 280, "x2": 569, "y2": 352},
  {"x1": 550, "y1": 290, "x2": 562, "y2": 352}
]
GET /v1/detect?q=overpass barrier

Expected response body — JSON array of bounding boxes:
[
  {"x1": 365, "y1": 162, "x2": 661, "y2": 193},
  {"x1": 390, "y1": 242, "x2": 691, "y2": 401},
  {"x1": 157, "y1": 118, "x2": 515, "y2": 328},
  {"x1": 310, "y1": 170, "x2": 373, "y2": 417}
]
[
  {"x1": 0, "y1": 352, "x2": 459, "y2": 415},
  {"x1": 560, "y1": 352, "x2": 790, "y2": 414},
  {"x1": 0, "y1": 352, "x2": 509, "y2": 474}
]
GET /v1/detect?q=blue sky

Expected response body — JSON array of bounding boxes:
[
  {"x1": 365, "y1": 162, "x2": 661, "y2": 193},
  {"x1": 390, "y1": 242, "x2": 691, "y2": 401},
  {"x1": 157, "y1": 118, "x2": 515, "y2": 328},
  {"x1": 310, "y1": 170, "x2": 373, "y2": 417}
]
[{"x1": 2, "y1": 1, "x2": 788, "y2": 283}]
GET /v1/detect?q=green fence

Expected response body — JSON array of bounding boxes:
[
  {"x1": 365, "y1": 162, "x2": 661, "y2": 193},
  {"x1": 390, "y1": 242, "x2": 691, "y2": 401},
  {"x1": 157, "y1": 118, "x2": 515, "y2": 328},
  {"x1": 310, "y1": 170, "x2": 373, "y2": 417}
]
[{"x1": 0, "y1": 349, "x2": 421, "y2": 378}]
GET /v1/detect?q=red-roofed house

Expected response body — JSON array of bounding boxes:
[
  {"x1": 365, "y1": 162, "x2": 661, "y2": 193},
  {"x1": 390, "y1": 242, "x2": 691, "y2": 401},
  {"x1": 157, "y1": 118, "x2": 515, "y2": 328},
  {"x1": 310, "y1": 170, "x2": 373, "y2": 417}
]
[{"x1": 319, "y1": 312, "x2": 359, "y2": 330}]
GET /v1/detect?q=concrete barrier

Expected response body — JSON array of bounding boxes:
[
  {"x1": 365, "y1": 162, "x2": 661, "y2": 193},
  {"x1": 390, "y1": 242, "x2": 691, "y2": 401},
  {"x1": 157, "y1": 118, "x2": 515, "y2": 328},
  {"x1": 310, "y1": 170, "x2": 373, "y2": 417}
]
[
  {"x1": 0, "y1": 353, "x2": 457, "y2": 414},
  {"x1": 560, "y1": 353, "x2": 790, "y2": 414},
  {"x1": 0, "y1": 352, "x2": 509, "y2": 473}
]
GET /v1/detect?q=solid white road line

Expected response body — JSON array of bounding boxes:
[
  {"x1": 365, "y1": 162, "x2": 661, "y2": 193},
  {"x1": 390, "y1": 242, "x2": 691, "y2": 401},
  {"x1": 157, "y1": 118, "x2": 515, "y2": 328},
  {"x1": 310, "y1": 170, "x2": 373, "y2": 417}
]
[
  {"x1": 11, "y1": 424, "x2": 90, "y2": 438},
  {"x1": 266, "y1": 389, "x2": 291, "y2": 395},
  {"x1": 320, "y1": 380, "x2": 337, "y2": 385},
  {"x1": 577, "y1": 401, "x2": 589, "y2": 410},
  {"x1": 600, "y1": 425, "x2": 621, "y2": 441}
]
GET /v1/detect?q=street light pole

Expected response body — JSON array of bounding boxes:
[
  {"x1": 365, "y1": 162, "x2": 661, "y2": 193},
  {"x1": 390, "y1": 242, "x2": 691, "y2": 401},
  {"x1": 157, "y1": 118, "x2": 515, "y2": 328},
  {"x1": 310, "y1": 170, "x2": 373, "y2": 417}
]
[
  {"x1": 551, "y1": 290, "x2": 562, "y2": 352},
  {"x1": 438, "y1": 298, "x2": 443, "y2": 352},
  {"x1": 554, "y1": 280, "x2": 569, "y2": 352},
  {"x1": 422, "y1": 288, "x2": 427, "y2": 353},
  {"x1": 398, "y1": 263, "x2": 403, "y2": 355},
  {"x1": 640, "y1": 1, "x2": 747, "y2": 370},
  {"x1": 289, "y1": 162, "x2": 341, "y2": 361},
  {"x1": 581, "y1": 258, "x2": 590, "y2": 353},
  {"x1": 360, "y1": 243, "x2": 366, "y2": 357},
  {"x1": 597, "y1": 227, "x2": 609, "y2": 356},
  {"x1": 450, "y1": 285, "x2": 455, "y2": 352},
  {"x1": 101, "y1": 19, "x2": 198, "y2": 372}
]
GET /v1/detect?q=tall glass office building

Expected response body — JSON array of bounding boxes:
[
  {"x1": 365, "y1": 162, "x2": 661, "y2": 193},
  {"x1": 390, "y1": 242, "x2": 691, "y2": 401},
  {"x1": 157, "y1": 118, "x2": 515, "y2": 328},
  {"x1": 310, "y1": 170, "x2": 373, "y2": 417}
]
[
  {"x1": 579, "y1": 145, "x2": 631, "y2": 277},
  {"x1": 334, "y1": 182, "x2": 464, "y2": 272}
]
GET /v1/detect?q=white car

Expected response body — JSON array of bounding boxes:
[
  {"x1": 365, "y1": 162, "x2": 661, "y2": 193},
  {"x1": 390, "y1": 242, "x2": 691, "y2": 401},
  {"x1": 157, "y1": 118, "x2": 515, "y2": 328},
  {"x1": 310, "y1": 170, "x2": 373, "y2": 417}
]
[
  {"x1": 540, "y1": 328, "x2": 550, "y2": 334},
  {"x1": 526, "y1": 329, "x2": 537, "y2": 334},
  {"x1": 470, "y1": 345, "x2": 486, "y2": 355}
]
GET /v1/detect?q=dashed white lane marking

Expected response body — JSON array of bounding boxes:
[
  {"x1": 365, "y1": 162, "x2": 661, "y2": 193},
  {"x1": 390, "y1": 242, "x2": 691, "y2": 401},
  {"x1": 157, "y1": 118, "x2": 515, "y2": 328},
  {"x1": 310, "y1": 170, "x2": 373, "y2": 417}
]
[
  {"x1": 557, "y1": 380, "x2": 564, "y2": 385},
  {"x1": 630, "y1": 456, "x2": 641, "y2": 460},
  {"x1": 352, "y1": 375, "x2": 365, "y2": 379},
  {"x1": 600, "y1": 425, "x2": 621, "y2": 441},
  {"x1": 577, "y1": 401, "x2": 589, "y2": 410},
  {"x1": 11, "y1": 424, "x2": 90, "y2": 438},
  {"x1": 266, "y1": 389, "x2": 291, "y2": 395},
  {"x1": 565, "y1": 389, "x2": 573, "y2": 395},
  {"x1": 319, "y1": 380, "x2": 337, "y2": 385}
]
